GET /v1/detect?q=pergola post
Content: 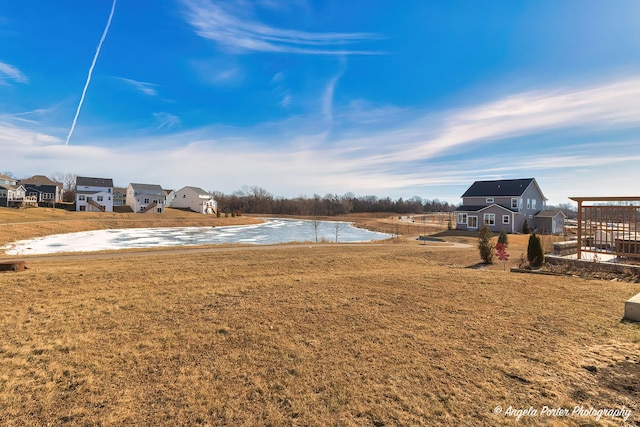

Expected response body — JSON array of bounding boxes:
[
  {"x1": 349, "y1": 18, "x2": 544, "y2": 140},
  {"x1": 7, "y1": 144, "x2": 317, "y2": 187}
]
[{"x1": 576, "y1": 200, "x2": 582, "y2": 260}]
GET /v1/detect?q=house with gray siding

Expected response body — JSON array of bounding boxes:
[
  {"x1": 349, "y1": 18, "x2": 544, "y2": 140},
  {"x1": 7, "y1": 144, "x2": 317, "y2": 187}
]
[
  {"x1": 455, "y1": 178, "x2": 547, "y2": 233},
  {"x1": 126, "y1": 183, "x2": 165, "y2": 213}
]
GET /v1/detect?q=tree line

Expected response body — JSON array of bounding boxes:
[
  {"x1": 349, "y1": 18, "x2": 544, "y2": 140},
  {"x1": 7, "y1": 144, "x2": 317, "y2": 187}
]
[{"x1": 212, "y1": 185, "x2": 455, "y2": 216}]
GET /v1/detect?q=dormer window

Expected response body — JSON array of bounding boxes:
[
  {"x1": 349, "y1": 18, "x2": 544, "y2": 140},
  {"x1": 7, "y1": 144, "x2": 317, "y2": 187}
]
[{"x1": 486, "y1": 198, "x2": 494, "y2": 203}]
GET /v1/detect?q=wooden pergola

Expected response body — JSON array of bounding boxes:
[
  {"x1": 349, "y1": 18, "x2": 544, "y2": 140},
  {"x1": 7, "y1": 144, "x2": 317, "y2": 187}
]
[{"x1": 570, "y1": 197, "x2": 640, "y2": 260}]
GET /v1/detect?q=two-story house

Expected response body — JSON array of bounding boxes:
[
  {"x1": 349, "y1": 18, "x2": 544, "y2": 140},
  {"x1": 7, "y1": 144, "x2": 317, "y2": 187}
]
[
  {"x1": 19, "y1": 175, "x2": 64, "y2": 206},
  {"x1": 0, "y1": 174, "x2": 22, "y2": 207},
  {"x1": 75, "y1": 176, "x2": 114, "y2": 212},
  {"x1": 126, "y1": 183, "x2": 165, "y2": 213},
  {"x1": 455, "y1": 178, "x2": 547, "y2": 233},
  {"x1": 170, "y1": 186, "x2": 217, "y2": 214}
]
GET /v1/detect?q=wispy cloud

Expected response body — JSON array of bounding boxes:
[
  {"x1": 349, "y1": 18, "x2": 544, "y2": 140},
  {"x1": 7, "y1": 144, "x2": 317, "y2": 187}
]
[
  {"x1": 0, "y1": 61, "x2": 28, "y2": 84},
  {"x1": 118, "y1": 77, "x2": 158, "y2": 96},
  {"x1": 181, "y1": 0, "x2": 381, "y2": 55},
  {"x1": 153, "y1": 112, "x2": 181, "y2": 130},
  {"x1": 332, "y1": 75, "x2": 640, "y2": 168}
]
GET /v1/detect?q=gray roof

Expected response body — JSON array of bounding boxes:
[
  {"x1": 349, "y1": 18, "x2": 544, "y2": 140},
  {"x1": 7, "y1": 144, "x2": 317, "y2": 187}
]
[
  {"x1": 180, "y1": 186, "x2": 211, "y2": 196},
  {"x1": 535, "y1": 209, "x2": 567, "y2": 218},
  {"x1": 76, "y1": 176, "x2": 113, "y2": 187},
  {"x1": 129, "y1": 183, "x2": 164, "y2": 194},
  {"x1": 19, "y1": 175, "x2": 60, "y2": 187},
  {"x1": 462, "y1": 178, "x2": 537, "y2": 198}
]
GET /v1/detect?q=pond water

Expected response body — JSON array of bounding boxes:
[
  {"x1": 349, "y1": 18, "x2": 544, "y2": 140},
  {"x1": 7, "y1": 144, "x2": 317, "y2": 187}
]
[{"x1": 4, "y1": 218, "x2": 391, "y2": 255}]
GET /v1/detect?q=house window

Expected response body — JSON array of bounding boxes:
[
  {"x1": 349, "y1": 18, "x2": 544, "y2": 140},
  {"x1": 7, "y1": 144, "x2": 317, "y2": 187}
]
[
  {"x1": 79, "y1": 195, "x2": 86, "y2": 201},
  {"x1": 486, "y1": 198, "x2": 494, "y2": 203},
  {"x1": 532, "y1": 199, "x2": 537, "y2": 210},
  {"x1": 503, "y1": 215, "x2": 510, "y2": 224},
  {"x1": 157, "y1": 207, "x2": 162, "y2": 213},
  {"x1": 79, "y1": 205, "x2": 86, "y2": 211},
  {"x1": 468, "y1": 216, "x2": 478, "y2": 228},
  {"x1": 484, "y1": 213, "x2": 496, "y2": 226},
  {"x1": 457, "y1": 213, "x2": 467, "y2": 225},
  {"x1": 108, "y1": 188, "x2": 111, "y2": 193},
  {"x1": 519, "y1": 198, "x2": 523, "y2": 209},
  {"x1": 0, "y1": 189, "x2": 6, "y2": 197},
  {"x1": 144, "y1": 198, "x2": 150, "y2": 204},
  {"x1": 97, "y1": 196, "x2": 104, "y2": 202},
  {"x1": 526, "y1": 199, "x2": 531, "y2": 209},
  {"x1": 511, "y1": 198, "x2": 518, "y2": 209},
  {"x1": 183, "y1": 194, "x2": 186, "y2": 198}
]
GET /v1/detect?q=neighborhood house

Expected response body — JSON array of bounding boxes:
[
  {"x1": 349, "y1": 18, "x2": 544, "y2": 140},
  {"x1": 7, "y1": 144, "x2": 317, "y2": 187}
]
[
  {"x1": 171, "y1": 186, "x2": 217, "y2": 214},
  {"x1": 75, "y1": 176, "x2": 114, "y2": 212},
  {"x1": 126, "y1": 183, "x2": 165, "y2": 214},
  {"x1": 19, "y1": 175, "x2": 64, "y2": 205},
  {"x1": 0, "y1": 173, "x2": 30, "y2": 208},
  {"x1": 455, "y1": 178, "x2": 564, "y2": 234}
]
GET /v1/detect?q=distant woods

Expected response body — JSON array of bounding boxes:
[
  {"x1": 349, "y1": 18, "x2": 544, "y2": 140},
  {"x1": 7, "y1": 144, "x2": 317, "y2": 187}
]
[{"x1": 212, "y1": 185, "x2": 455, "y2": 216}]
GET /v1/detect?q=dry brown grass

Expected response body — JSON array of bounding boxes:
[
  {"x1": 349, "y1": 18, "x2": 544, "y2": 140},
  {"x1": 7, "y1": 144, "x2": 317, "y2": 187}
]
[{"x1": 0, "y1": 210, "x2": 639, "y2": 425}]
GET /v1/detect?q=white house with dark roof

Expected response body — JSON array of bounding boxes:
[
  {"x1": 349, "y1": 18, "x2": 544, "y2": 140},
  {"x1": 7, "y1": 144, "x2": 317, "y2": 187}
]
[
  {"x1": 455, "y1": 178, "x2": 547, "y2": 233},
  {"x1": 75, "y1": 176, "x2": 113, "y2": 212},
  {"x1": 171, "y1": 186, "x2": 217, "y2": 214},
  {"x1": 126, "y1": 183, "x2": 165, "y2": 213}
]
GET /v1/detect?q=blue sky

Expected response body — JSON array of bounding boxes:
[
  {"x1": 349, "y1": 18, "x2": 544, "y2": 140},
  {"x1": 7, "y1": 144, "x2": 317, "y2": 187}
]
[{"x1": 1, "y1": 0, "x2": 639, "y2": 205}]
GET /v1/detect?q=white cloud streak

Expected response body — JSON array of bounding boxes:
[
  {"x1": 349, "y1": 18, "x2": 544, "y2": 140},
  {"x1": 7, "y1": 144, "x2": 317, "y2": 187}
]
[
  {"x1": 64, "y1": 0, "x2": 117, "y2": 146},
  {"x1": 181, "y1": 0, "x2": 380, "y2": 55},
  {"x1": 119, "y1": 77, "x2": 158, "y2": 96},
  {"x1": 0, "y1": 61, "x2": 28, "y2": 84}
]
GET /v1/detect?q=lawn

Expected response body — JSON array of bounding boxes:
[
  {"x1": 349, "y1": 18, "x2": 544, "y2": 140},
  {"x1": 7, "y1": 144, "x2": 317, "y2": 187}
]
[{"x1": 0, "y1": 209, "x2": 638, "y2": 425}]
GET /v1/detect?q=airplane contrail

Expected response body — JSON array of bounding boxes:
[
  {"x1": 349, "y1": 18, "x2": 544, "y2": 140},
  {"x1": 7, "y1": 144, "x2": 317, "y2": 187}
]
[{"x1": 65, "y1": 0, "x2": 117, "y2": 146}]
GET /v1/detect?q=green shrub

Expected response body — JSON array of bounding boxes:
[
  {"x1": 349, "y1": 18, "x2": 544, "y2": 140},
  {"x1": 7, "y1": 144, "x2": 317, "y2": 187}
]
[
  {"x1": 478, "y1": 224, "x2": 494, "y2": 264},
  {"x1": 527, "y1": 233, "x2": 544, "y2": 267},
  {"x1": 522, "y1": 220, "x2": 530, "y2": 234},
  {"x1": 498, "y1": 229, "x2": 508, "y2": 247}
]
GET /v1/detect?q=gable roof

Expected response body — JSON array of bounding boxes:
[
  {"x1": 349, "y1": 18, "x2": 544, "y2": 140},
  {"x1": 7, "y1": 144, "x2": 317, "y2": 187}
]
[
  {"x1": 179, "y1": 186, "x2": 211, "y2": 196},
  {"x1": 76, "y1": 176, "x2": 114, "y2": 187},
  {"x1": 19, "y1": 175, "x2": 60, "y2": 187},
  {"x1": 461, "y1": 178, "x2": 544, "y2": 199},
  {"x1": 535, "y1": 209, "x2": 567, "y2": 218},
  {"x1": 0, "y1": 173, "x2": 16, "y2": 183},
  {"x1": 129, "y1": 183, "x2": 164, "y2": 194}
]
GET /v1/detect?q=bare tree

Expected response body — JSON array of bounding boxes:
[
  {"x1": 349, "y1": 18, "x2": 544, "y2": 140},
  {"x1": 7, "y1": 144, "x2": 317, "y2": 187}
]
[
  {"x1": 51, "y1": 172, "x2": 77, "y2": 202},
  {"x1": 311, "y1": 219, "x2": 322, "y2": 243}
]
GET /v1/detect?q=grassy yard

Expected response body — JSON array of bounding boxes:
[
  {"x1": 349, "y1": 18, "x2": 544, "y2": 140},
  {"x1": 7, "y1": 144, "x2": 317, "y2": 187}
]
[{"x1": 0, "y1": 209, "x2": 639, "y2": 425}]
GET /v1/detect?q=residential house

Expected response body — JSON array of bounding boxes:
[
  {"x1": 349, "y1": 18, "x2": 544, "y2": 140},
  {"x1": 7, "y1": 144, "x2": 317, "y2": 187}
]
[
  {"x1": 113, "y1": 187, "x2": 127, "y2": 206},
  {"x1": 75, "y1": 176, "x2": 114, "y2": 212},
  {"x1": 455, "y1": 178, "x2": 547, "y2": 233},
  {"x1": 126, "y1": 183, "x2": 165, "y2": 213},
  {"x1": 164, "y1": 189, "x2": 176, "y2": 208},
  {"x1": 0, "y1": 174, "x2": 17, "y2": 186},
  {"x1": 535, "y1": 210, "x2": 567, "y2": 235},
  {"x1": 19, "y1": 175, "x2": 63, "y2": 205},
  {"x1": 0, "y1": 184, "x2": 28, "y2": 207},
  {"x1": 171, "y1": 186, "x2": 217, "y2": 214}
]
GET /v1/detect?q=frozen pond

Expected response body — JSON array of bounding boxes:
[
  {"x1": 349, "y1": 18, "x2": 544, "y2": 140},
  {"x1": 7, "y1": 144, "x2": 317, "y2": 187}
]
[{"x1": 4, "y1": 218, "x2": 391, "y2": 255}]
